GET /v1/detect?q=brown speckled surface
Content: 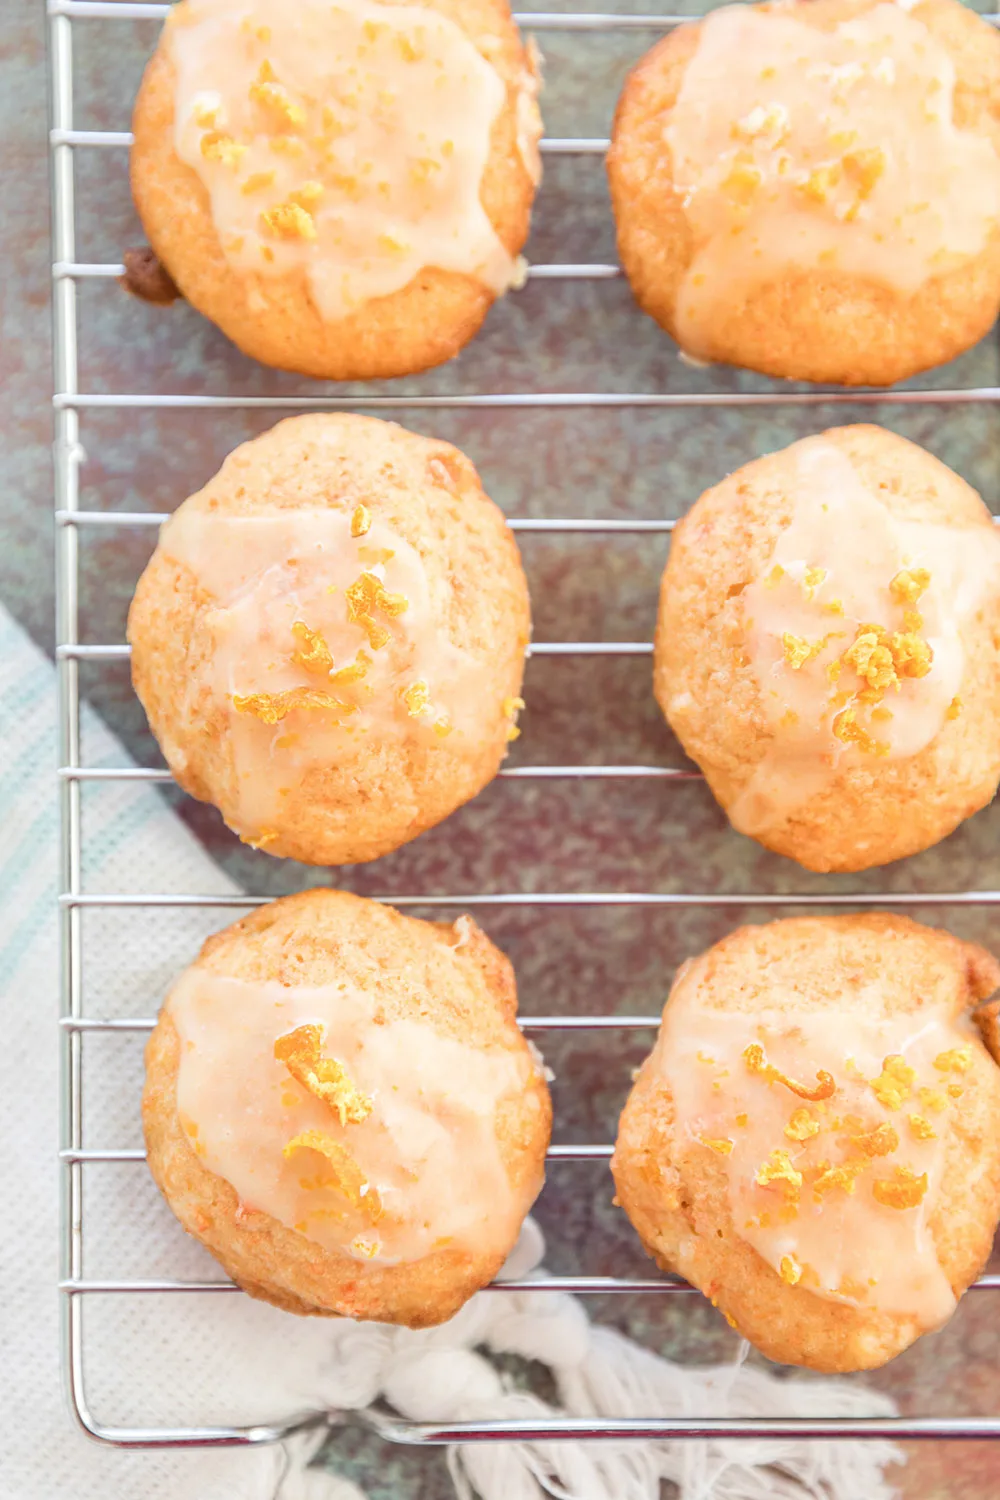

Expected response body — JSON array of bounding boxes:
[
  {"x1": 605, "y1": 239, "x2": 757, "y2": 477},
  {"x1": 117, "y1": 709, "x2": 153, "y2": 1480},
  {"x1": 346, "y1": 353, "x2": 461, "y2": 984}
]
[{"x1": 5, "y1": 0, "x2": 1000, "y2": 1491}]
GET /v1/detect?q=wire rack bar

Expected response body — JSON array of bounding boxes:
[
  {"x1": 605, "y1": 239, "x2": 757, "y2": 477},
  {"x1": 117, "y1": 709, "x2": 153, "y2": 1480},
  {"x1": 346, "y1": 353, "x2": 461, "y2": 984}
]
[
  {"x1": 58, "y1": 764, "x2": 699, "y2": 781},
  {"x1": 56, "y1": 641, "x2": 655, "y2": 659},
  {"x1": 58, "y1": 259, "x2": 623, "y2": 281},
  {"x1": 52, "y1": 508, "x2": 1000, "y2": 532},
  {"x1": 60, "y1": 1143, "x2": 613, "y2": 1163},
  {"x1": 51, "y1": 128, "x2": 612, "y2": 153},
  {"x1": 58, "y1": 890, "x2": 1000, "y2": 909},
  {"x1": 51, "y1": 388, "x2": 1000, "y2": 409},
  {"x1": 34, "y1": 1410, "x2": 1000, "y2": 1448},
  {"x1": 59, "y1": 1275, "x2": 694, "y2": 1294},
  {"x1": 45, "y1": 1, "x2": 1000, "y2": 28},
  {"x1": 59, "y1": 1272, "x2": 1000, "y2": 1294},
  {"x1": 60, "y1": 1013, "x2": 661, "y2": 1032},
  {"x1": 357, "y1": 1412, "x2": 1000, "y2": 1443},
  {"x1": 55, "y1": 510, "x2": 680, "y2": 532},
  {"x1": 48, "y1": 3, "x2": 702, "y2": 26},
  {"x1": 47, "y1": 0, "x2": 96, "y2": 1455}
]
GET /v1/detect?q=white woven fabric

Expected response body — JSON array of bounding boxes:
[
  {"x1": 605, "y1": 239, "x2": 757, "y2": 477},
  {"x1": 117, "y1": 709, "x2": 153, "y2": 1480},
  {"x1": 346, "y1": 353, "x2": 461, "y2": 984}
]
[{"x1": 0, "y1": 604, "x2": 903, "y2": 1499}]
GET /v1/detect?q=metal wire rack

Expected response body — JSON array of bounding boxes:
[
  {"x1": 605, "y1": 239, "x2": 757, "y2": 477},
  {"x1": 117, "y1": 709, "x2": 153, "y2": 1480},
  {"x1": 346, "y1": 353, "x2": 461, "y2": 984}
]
[{"x1": 48, "y1": 0, "x2": 1000, "y2": 1456}]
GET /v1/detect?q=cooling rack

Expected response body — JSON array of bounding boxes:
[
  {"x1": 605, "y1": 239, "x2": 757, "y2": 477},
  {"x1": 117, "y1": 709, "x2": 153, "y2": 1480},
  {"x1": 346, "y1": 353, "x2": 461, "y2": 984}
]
[{"x1": 47, "y1": 0, "x2": 1000, "y2": 1455}]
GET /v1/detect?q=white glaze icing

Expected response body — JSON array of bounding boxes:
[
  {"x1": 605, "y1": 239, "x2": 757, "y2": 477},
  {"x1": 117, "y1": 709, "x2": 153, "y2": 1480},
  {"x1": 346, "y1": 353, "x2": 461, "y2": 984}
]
[
  {"x1": 652, "y1": 956, "x2": 977, "y2": 1324},
  {"x1": 159, "y1": 505, "x2": 494, "y2": 844},
  {"x1": 666, "y1": 2, "x2": 1000, "y2": 356},
  {"x1": 169, "y1": 965, "x2": 542, "y2": 1262},
  {"x1": 727, "y1": 438, "x2": 1000, "y2": 836},
  {"x1": 166, "y1": 0, "x2": 526, "y2": 318}
]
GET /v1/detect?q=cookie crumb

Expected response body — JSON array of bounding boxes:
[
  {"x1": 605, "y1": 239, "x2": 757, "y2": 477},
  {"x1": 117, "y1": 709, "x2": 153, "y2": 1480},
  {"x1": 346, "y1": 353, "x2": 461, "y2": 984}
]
[{"x1": 119, "y1": 246, "x2": 182, "y2": 305}]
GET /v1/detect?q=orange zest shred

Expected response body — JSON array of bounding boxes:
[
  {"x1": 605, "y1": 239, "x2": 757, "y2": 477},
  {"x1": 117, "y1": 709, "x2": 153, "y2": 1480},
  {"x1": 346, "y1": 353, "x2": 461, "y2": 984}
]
[
  {"x1": 843, "y1": 628, "x2": 898, "y2": 693},
  {"x1": 290, "y1": 181, "x2": 323, "y2": 210},
  {"x1": 274, "y1": 1024, "x2": 372, "y2": 1126},
  {"x1": 249, "y1": 63, "x2": 307, "y2": 129},
  {"x1": 889, "y1": 630, "x2": 933, "y2": 679},
  {"x1": 346, "y1": 570, "x2": 408, "y2": 650},
  {"x1": 700, "y1": 1135, "x2": 734, "y2": 1156},
  {"x1": 269, "y1": 134, "x2": 304, "y2": 158},
  {"x1": 831, "y1": 705, "x2": 889, "y2": 757},
  {"x1": 330, "y1": 650, "x2": 370, "y2": 684},
  {"x1": 812, "y1": 1157, "x2": 868, "y2": 1198},
  {"x1": 784, "y1": 1107, "x2": 820, "y2": 1142},
  {"x1": 260, "y1": 200, "x2": 316, "y2": 241},
  {"x1": 889, "y1": 568, "x2": 931, "y2": 606},
  {"x1": 933, "y1": 1047, "x2": 973, "y2": 1075},
  {"x1": 232, "y1": 687, "x2": 356, "y2": 725},
  {"x1": 241, "y1": 826, "x2": 279, "y2": 851},
  {"x1": 754, "y1": 1148, "x2": 803, "y2": 1197},
  {"x1": 779, "y1": 1254, "x2": 802, "y2": 1286},
  {"x1": 350, "y1": 1233, "x2": 381, "y2": 1258},
  {"x1": 503, "y1": 695, "x2": 526, "y2": 742},
  {"x1": 850, "y1": 1121, "x2": 899, "y2": 1158},
  {"x1": 918, "y1": 1086, "x2": 949, "y2": 1114},
  {"x1": 402, "y1": 680, "x2": 431, "y2": 717},
  {"x1": 843, "y1": 146, "x2": 885, "y2": 209},
  {"x1": 782, "y1": 633, "x2": 824, "y2": 670},
  {"x1": 835, "y1": 1275, "x2": 872, "y2": 1302},
  {"x1": 743, "y1": 1042, "x2": 836, "y2": 1101},
  {"x1": 869, "y1": 1055, "x2": 915, "y2": 1111},
  {"x1": 241, "y1": 169, "x2": 276, "y2": 195},
  {"x1": 872, "y1": 1165, "x2": 928, "y2": 1210},
  {"x1": 823, "y1": 611, "x2": 935, "y2": 755},
  {"x1": 200, "y1": 130, "x2": 247, "y2": 167},
  {"x1": 290, "y1": 620, "x2": 334, "y2": 675},
  {"x1": 282, "y1": 1131, "x2": 382, "y2": 1221}
]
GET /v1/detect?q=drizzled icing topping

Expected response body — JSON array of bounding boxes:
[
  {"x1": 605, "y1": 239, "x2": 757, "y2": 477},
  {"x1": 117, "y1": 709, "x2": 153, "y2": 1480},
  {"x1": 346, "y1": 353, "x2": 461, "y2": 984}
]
[
  {"x1": 169, "y1": 966, "x2": 542, "y2": 1262},
  {"x1": 666, "y1": 2, "x2": 1000, "y2": 356},
  {"x1": 166, "y1": 0, "x2": 530, "y2": 319},
  {"x1": 653, "y1": 963, "x2": 980, "y2": 1324},
  {"x1": 158, "y1": 504, "x2": 491, "y2": 845},
  {"x1": 729, "y1": 438, "x2": 1000, "y2": 837}
]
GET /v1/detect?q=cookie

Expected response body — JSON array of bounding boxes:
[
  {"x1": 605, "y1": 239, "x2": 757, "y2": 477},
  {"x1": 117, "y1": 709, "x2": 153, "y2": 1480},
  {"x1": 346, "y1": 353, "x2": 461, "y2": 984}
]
[
  {"x1": 612, "y1": 915, "x2": 1000, "y2": 1372},
  {"x1": 127, "y1": 414, "x2": 530, "y2": 864},
  {"x1": 607, "y1": 0, "x2": 1000, "y2": 385},
  {"x1": 130, "y1": 0, "x2": 542, "y2": 378},
  {"x1": 143, "y1": 890, "x2": 552, "y2": 1325},
  {"x1": 655, "y1": 425, "x2": 1000, "y2": 872}
]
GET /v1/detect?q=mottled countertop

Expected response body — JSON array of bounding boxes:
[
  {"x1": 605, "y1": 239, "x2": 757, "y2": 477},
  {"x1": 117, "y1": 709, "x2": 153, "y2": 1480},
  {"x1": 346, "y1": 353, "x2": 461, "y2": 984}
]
[{"x1": 4, "y1": 0, "x2": 999, "y2": 1493}]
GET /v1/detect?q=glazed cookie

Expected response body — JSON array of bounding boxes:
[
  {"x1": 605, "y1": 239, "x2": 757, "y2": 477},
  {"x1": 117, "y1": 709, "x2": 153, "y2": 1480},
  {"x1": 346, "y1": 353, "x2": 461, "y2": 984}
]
[
  {"x1": 127, "y1": 414, "x2": 530, "y2": 865},
  {"x1": 143, "y1": 889, "x2": 552, "y2": 1326},
  {"x1": 130, "y1": 0, "x2": 542, "y2": 379},
  {"x1": 607, "y1": 0, "x2": 1000, "y2": 385},
  {"x1": 612, "y1": 915, "x2": 1000, "y2": 1373},
  {"x1": 655, "y1": 425, "x2": 1000, "y2": 873}
]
